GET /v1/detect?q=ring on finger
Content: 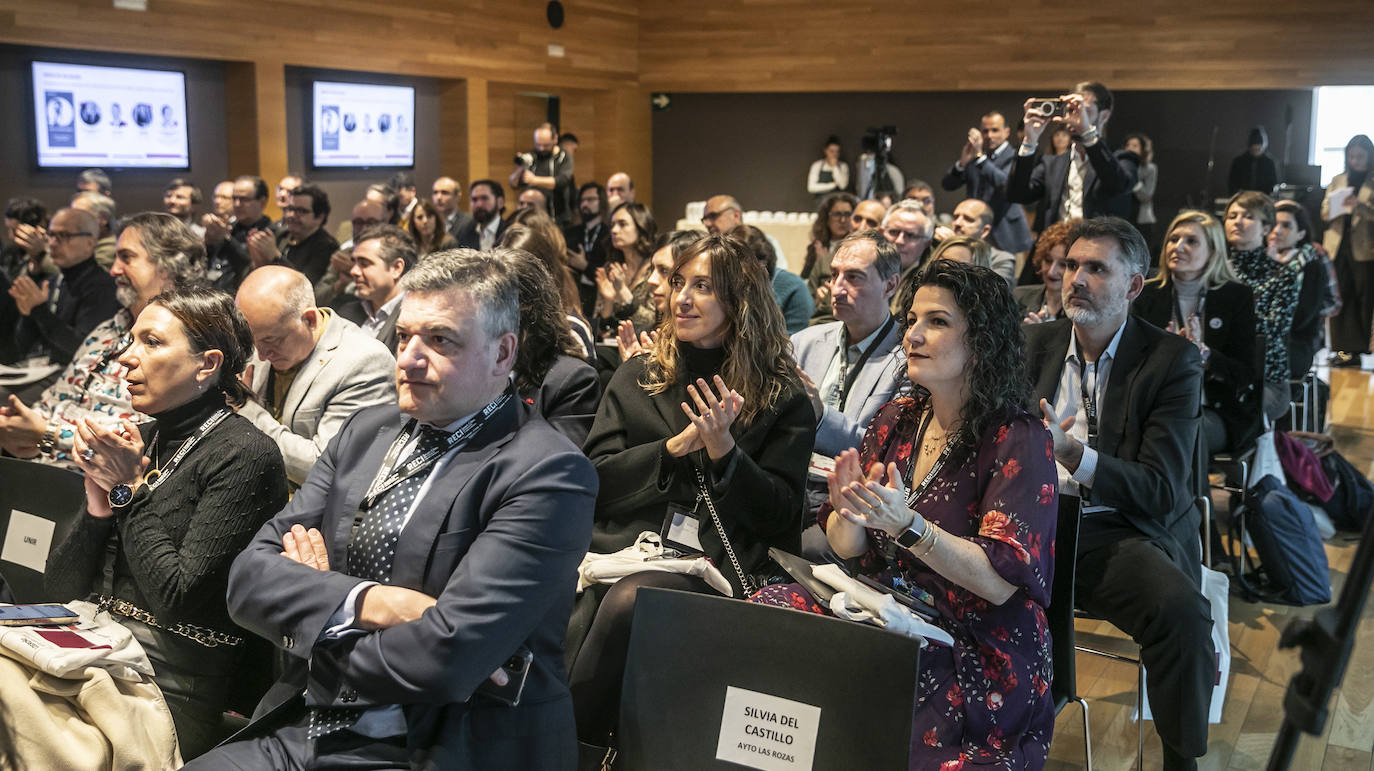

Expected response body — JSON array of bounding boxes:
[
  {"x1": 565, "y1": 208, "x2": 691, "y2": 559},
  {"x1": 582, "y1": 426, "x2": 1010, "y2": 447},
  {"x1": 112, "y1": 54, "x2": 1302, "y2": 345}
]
[{"x1": 80, "y1": 448, "x2": 96, "y2": 460}]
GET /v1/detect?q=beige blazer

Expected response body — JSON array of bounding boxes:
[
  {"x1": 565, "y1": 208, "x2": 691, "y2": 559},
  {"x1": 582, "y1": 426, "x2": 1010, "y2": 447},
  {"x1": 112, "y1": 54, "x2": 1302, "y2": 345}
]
[
  {"x1": 240, "y1": 313, "x2": 396, "y2": 484},
  {"x1": 1322, "y1": 171, "x2": 1374, "y2": 262}
]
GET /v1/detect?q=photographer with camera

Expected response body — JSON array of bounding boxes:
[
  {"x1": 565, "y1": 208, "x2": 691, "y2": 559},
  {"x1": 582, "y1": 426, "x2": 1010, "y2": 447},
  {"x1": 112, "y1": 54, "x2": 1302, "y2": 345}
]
[
  {"x1": 1008, "y1": 81, "x2": 1138, "y2": 229},
  {"x1": 855, "y1": 126, "x2": 905, "y2": 202},
  {"x1": 509, "y1": 122, "x2": 575, "y2": 227}
]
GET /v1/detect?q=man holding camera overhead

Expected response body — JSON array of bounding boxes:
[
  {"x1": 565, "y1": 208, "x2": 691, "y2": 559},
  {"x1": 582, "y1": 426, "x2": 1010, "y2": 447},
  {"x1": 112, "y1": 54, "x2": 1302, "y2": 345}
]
[
  {"x1": 1008, "y1": 81, "x2": 1138, "y2": 229},
  {"x1": 509, "y1": 122, "x2": 575, "y2": 227}
]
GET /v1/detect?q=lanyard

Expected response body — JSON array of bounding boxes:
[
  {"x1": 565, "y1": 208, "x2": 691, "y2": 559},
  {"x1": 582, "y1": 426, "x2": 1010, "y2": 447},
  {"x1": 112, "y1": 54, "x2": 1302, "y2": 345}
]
[
  {"x1": 144, "y1": 408, "x2": 232, "y2": 490},
  {"x1": 1075, "y1": 343, "x2": 1099, "y2": 449},
  {"x1": 837, "y1": 315, "x2": 897, "y2": 412},
  {"x1": 902, "y1": 409, "x2": 957, "y2": 510},
  {"x1": 359, "y1": 391, "x2": 512, "y2": 511},
  {"x1": 1170, "y1": 284, "x2": 1207, "y2": 333}
]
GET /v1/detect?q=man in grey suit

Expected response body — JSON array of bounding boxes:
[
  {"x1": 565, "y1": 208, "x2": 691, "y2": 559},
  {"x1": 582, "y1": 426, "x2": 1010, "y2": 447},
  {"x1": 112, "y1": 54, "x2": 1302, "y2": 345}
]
[
  {"x1": 336, "y1": 225, "x2": 416, "y2": 355},
  {"x1": 235, "y1": 266, "x2": 396, "y2": 485},
  {"x1": 940, "y1": 110, "x2": 1035, "y2": 255},
  {"x1": 792, "y1": 230, "x2": 906, "y2": 530},
  {"x1": 190, "y1": 250, "x2": 596, "y2": 769}
]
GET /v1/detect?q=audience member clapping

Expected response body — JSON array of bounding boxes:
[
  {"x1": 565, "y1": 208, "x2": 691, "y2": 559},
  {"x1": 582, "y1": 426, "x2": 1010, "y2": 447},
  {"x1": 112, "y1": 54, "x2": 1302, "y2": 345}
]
[
  {"x1": 572, "y1": 234, "x2": 812, "y2": 753},
  {"x1": 593, "y1": 201, "x2": 658, "y2": 337},
  {"x1": 0, "y1": 213, "x2": 204, "y2": 466},
  {"x1": 758, "y1": 259, "x2": 1057, "y2": 769},
  {"x1": 940, "y1": 110, "x2": 1035, "y2": 254},
  {"x1": 615, "y1": 229, "x2": 704, "y2": 360},
  {"x1": 46, "y1": 286, "x2": 288, "y2": 758},
  {"x1": 247, "y1": 183, "x2": 339, "y2": 283},
  {"x1": 1135, "y1": 210, "x2": 1259, "y2": 453},
  {"x1": 1015, "y1": 218, "x2": 1077, "y2": 323},
  {"x1": 203, "y1": 175, "x2": 272, "y2": 293}
]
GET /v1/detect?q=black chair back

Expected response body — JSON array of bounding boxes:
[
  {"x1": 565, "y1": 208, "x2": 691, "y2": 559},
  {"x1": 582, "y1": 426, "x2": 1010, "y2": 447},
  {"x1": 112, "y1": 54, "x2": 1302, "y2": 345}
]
[
  {"x1": 1050, "y1": 494, "x2": 1083, "y2": 712},
  {"x1": 617, "y1": 588, "x2": 920, "y2": 770},
  {"x1": 0, "y1": 457, "x2": 87, "y2": 602}
]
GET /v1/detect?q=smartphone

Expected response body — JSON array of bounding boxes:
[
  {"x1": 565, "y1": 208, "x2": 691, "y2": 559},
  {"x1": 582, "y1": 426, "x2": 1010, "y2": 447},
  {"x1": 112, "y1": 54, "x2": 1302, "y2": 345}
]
[
  {"x1": 1027, "y1": 98, "x2": 1067, "y2": 119},
  {"x1": 0, "y1": 604, "x2": 79, "y2": 626},
  {"x1": 856, "y1": 575, "x2": 939, "y2": 619},
  {"x1": 475, "y1": 647, "x2": 533, "y2": 707}
]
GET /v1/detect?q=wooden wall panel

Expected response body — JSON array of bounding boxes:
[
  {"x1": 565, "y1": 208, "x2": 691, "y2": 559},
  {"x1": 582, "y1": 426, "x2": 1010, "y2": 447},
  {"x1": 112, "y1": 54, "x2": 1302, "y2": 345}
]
[
  {"x1": 0, "y1": 0, "x2": 639, "y2": 89},
  {"x1": 639, "y1": 0, "x2": 1374, "y2": 92}
]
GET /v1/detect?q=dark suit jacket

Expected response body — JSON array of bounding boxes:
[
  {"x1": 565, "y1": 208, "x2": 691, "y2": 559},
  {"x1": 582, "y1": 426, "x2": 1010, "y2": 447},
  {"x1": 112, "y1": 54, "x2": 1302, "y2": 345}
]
[
  {"x1": 564, "y1": 221, "x2": 612, "y2": 317},
  {"x1": 940, "y1": 143, "x2": 1035, "y2": 253},
  {"x1": 445, "y1": 210, "x2": 474, "y2": 241},
  {"x1": 455, "y1": 216, "x2": 509, "y2": 251},
  {"x1": 1024, "y1": 317, "x2": 1203, "y2": 578},
  {"x1": 1008, "y1": 142, "x2": 1139, "y2": 228},
  {"x1": 225, "y1": 398, "x2": 596, "y2": 769},
  {"x1": 530, "y1": 354, "x2": 601, "y2": 448},
  {"x1": 1133, "y1": 280, "x2": 1260, "y2": 451},
  {"x1": 335, "y1": 297, "x2": 400, "y2": 356},
  {"x1": 14, "y1": 257, "x2": 119, "y2": 364}
]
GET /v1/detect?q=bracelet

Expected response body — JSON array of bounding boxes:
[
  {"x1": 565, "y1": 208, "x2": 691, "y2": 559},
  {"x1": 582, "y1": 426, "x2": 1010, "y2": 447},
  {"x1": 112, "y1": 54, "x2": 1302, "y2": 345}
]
[{"x1": 914, "y1": 523, "x2": 940, "y2": 557}]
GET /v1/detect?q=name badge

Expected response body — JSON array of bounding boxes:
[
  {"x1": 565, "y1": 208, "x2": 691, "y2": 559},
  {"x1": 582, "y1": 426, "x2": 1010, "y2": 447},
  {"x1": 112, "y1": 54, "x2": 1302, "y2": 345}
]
[
  {"x1": 807, "y1": 453, "x2": 836, "y2": 482},
  {"x1": 662, "y1": 502, "x2": 704, "y2": 554}
]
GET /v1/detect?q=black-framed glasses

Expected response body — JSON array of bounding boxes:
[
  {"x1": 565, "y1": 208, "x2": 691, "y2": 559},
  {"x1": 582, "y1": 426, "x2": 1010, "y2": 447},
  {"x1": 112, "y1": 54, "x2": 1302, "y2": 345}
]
[{"x1": 47, "y1": 231, "x2": 95, "y2": 242}]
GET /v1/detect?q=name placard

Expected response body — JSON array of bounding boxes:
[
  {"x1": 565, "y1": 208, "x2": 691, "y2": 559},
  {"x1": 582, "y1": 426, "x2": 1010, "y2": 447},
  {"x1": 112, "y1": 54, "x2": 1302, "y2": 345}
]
[
  {"x1": 1, "y1": 510, "x2": 55, "y2": 574},
  {"x1": 715, "y1": 686, "x2": 821, "y2": 771}
]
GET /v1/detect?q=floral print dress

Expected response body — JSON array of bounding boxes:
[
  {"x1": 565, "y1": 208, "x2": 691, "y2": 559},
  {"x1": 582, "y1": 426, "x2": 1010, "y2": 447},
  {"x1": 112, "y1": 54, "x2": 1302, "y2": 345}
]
[{"x1": 823, "y1": 396, "x2": 1058, "y2": 770}]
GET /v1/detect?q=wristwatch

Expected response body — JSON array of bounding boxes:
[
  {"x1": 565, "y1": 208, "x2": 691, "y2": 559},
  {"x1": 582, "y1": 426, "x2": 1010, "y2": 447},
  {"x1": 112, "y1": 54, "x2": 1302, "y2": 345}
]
[
  {"x1": 108, "y1": 483, "x2": 134, "y2": 509},
  {"x1": 38, "y1": 423, "x2": 59, "y2": 456},
  {"x1": 895, "y1": 522, "x2": 926, "y2": 548}
]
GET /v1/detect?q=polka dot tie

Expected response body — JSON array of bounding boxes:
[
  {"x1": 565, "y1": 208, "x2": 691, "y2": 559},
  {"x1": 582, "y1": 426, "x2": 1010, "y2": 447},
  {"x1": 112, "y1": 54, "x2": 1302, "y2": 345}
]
[{"x1": 309, "y1": 424, "x2": 453, "y2": 740}]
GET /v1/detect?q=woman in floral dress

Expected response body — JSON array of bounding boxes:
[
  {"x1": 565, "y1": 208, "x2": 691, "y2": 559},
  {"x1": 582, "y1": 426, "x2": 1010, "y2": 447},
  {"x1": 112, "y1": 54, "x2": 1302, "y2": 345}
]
[{"x1": 759, "y1": 259, "x2": 1058, "y2": 769}]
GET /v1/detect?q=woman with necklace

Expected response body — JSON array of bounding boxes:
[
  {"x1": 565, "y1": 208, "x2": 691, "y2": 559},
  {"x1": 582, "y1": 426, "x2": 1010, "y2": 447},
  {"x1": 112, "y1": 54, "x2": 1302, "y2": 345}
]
[
  {"x1": 573, "y1": 234, "x2": 812, "y2": 759},
  {"x1": 592, "y1": 201, "x2": 658, "y2": 338},
  {"x1": 778, "y1": 259, "x2": 1058, "y2": 770},
  {"x1": 1136, "y1": 210, "x2": 1258, "y2": 453},
  {"x1": 45, "y1": 287, "x2": 288, "y2": 759}
]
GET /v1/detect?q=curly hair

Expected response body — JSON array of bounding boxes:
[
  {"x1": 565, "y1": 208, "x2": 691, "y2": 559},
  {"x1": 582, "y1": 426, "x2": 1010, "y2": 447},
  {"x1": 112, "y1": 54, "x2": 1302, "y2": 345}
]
[
  {"x1": 1031, "y1": 219, "x2": 1078, "y2": 275},
  {"x1": 494, "y1": 246, "x2": 580, "y2": 393},
  {"x1": 640, "y1": 234, "x2": 798, "y2": 425},
  {"x1": 894, "y1": 259, "x2": 1028, "y2": 451}
]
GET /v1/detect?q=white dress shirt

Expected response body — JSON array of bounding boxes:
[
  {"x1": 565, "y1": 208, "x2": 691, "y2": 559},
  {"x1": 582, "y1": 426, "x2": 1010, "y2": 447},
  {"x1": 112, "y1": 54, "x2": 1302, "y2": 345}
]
[{"x1": 1052, "y1": 321, "x2": 1126, "y2": 494}]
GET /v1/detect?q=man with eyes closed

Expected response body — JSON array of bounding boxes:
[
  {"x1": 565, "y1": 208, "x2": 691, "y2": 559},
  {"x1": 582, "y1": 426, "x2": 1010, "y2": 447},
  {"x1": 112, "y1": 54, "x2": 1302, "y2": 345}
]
[{"x1": 191, "y1": 249, "x2": 596, "y2": 770}]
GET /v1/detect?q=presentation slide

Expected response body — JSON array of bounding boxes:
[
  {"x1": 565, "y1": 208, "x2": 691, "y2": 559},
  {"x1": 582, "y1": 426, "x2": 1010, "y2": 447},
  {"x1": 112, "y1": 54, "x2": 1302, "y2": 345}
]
[
  {"x1": 31, "y1": 61, "x2": 190, "y2": 169},
  {"x1": 312, "y1": 81, "x2": 415, "y2": 168}
]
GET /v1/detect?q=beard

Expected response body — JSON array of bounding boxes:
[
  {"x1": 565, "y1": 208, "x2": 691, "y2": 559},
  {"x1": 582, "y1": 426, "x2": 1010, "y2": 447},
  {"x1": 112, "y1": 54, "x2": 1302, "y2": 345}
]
[
  {"x1": 472, "y1": 207, "x2": 496, "y2": 226},
  {"x1": 1063, "y1": 288, "x2": 1128, "y2": 327},
  {"x1": 116, "y1": 282, "x2": 139, "y2": 309}
]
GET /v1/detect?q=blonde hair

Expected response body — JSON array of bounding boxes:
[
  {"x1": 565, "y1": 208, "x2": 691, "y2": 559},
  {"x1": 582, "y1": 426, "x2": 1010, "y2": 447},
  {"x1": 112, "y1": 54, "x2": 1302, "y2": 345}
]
[
  {"x1": 1149, "y1": 210, "x2": 1236, "y2": 290},
  {"x1": 640, "y1": 235, "x2": 797, "y2": 425}
]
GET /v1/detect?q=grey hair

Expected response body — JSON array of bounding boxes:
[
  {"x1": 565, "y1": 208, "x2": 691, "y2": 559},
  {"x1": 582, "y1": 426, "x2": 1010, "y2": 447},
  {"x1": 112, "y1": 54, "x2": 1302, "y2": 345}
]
[
  {"x1": 834, "y1": 229, "x2": 902, "y2": 281},
  {"x1": 121, "y1": 212, "x2": 206, "y2": 288},
  {"x1": 1066, "y1": 216, "x2": 1150, "y2": 277},
  {"x1": 280, "y1": 270, "x2": 315, "y2": 317},
  {"x1": 882, "y1": 199, "x2": 933, "y2": 236},
  {"x1": 72, "y1": 191, "x2": 116, "y2": 229},
  {"x1": 76, "y1": 168, "x2": 112, "y2": 195},
  {"x1": 56, "y1": 207, "x2": 100, "y2": 238},
  {"x1": 399, "y1": 248, "x2": 520, "y2": 340}
]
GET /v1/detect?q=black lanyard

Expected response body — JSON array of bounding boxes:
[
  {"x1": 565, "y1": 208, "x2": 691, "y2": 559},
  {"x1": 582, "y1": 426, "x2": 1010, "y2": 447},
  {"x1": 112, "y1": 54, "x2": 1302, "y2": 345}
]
[
  {"x1": 902, "y1": 409, "x2": 957, "y2": 509},
  {"x1": 1075, "y1": 343, "x2": 1099, "y2": 449},
  {"x1": 359, "y1": 391, "x2": 512, "y2": 511},
  {"x1": 837, "y1": 315, "x2": 897, "y2": 411},
  {"x1": 144, "y1": 408, "x2": 232, "y2": 490},
  {"x1": 1170, "y1": 284, "x2": 1207, "y2": 333}
]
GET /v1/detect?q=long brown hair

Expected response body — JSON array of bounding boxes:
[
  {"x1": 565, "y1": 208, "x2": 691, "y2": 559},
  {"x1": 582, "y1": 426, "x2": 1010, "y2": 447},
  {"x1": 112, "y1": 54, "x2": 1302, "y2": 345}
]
[
  {"x1": 640, "y1": 234, "x2": 797, "y2": 424},
  {"x1": 500, "y1": 214, "x2": 583, "y2": 321},
  {"x1": 405, "y1": 197, "x2": 448, "y2": 254}
]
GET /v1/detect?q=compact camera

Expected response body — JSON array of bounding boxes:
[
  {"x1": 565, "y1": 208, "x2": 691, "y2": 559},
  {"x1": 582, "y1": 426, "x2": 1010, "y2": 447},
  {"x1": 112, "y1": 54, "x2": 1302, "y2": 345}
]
[
  {"x1": 1027, "y1": 98, "x2": 1067, "y2": 119},
  {"x1": 513, "y1": 152, "x2": 536, "y2": 167}
]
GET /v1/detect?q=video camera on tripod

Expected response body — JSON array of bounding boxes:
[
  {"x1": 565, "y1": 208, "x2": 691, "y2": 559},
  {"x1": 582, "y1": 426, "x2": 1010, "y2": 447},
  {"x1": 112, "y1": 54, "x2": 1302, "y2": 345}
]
[{"x1": 861, "y1": 125, "x2": 898, "y2": 199}]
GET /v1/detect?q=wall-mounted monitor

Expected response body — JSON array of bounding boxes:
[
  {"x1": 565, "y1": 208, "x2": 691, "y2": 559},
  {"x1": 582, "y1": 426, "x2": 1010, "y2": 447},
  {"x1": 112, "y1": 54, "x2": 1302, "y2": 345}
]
[
  {"x1": 311, "y1": 80, "x2": 415, "y2": 168},
  {"x1": 31, "y1": 60, "x2": 190, "y2": 169}
]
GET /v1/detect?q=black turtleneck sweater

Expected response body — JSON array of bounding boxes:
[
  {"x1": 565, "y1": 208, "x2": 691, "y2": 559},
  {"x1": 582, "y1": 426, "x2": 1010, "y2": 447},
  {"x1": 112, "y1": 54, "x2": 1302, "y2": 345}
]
[
  {"x1": 45, "y1": 390, "x2": 288, "y2": 633},
  {"x1": 14, "y1": 256, "x2": 119, "y2": 364},
  {"x1": 583, "y1": 345, "x2": 814, "y2": 594}
]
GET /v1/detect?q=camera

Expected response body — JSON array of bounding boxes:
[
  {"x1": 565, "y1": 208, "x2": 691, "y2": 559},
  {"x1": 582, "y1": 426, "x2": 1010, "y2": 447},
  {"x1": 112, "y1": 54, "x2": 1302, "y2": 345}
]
[
  {"x1": 513, "y1": 152, "x2": 535, "y2": 167},
  {"x1": 1027, "y1": 98, "x2": 1067, "y2": 119},
  {"x1": 861, "y1": 125, "x2": 898, "y2": 154}
]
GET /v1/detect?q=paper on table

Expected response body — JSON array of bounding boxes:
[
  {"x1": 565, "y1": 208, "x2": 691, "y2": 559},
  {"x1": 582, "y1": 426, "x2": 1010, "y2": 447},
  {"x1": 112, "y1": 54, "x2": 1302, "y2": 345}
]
[{"x1": 1328, "y1": 186, "x2": 1356, "y2": 214}]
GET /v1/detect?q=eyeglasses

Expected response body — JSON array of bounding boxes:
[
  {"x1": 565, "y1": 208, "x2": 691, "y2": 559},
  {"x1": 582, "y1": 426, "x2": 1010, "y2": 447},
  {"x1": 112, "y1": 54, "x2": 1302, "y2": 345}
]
[
  {"x1": 47, "y1": 231, "x2": 94, "y2": 242},
  {"x1": 701, "y1": 207, "x2": 738, "y2": 225},
  {"x1": 829, "y1": 210, "x2": 854, "y2": 220}
]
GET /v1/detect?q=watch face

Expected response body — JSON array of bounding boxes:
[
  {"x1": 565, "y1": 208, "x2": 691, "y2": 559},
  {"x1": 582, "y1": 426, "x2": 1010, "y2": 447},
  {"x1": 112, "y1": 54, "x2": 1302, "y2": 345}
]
[
  {"x1": 896, "y1": 528, "x2": 921, "y2": 548},
  {"x1": 108, "y1": 484, "x2": 134, "y2": 508}
]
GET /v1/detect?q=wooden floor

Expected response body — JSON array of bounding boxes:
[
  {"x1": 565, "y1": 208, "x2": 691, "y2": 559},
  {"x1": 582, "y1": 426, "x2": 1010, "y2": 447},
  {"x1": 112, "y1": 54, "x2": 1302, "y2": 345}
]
[{"x1": 1045, "y1": 367, "x2": 1374, "y2": 771}]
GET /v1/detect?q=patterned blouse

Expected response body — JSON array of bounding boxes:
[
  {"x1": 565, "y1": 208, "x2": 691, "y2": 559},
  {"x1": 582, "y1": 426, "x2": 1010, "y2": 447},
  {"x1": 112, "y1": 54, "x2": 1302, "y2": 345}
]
[
  {"x1": 1229, "y1": 244, "x2": 1314, "y2": 384},
  {"x1": 822, "y1": 396, "x2": 1059, "y2": 770},
  {"x1": 33, "y1": 309, "x2": 142, "y2": 470}
]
